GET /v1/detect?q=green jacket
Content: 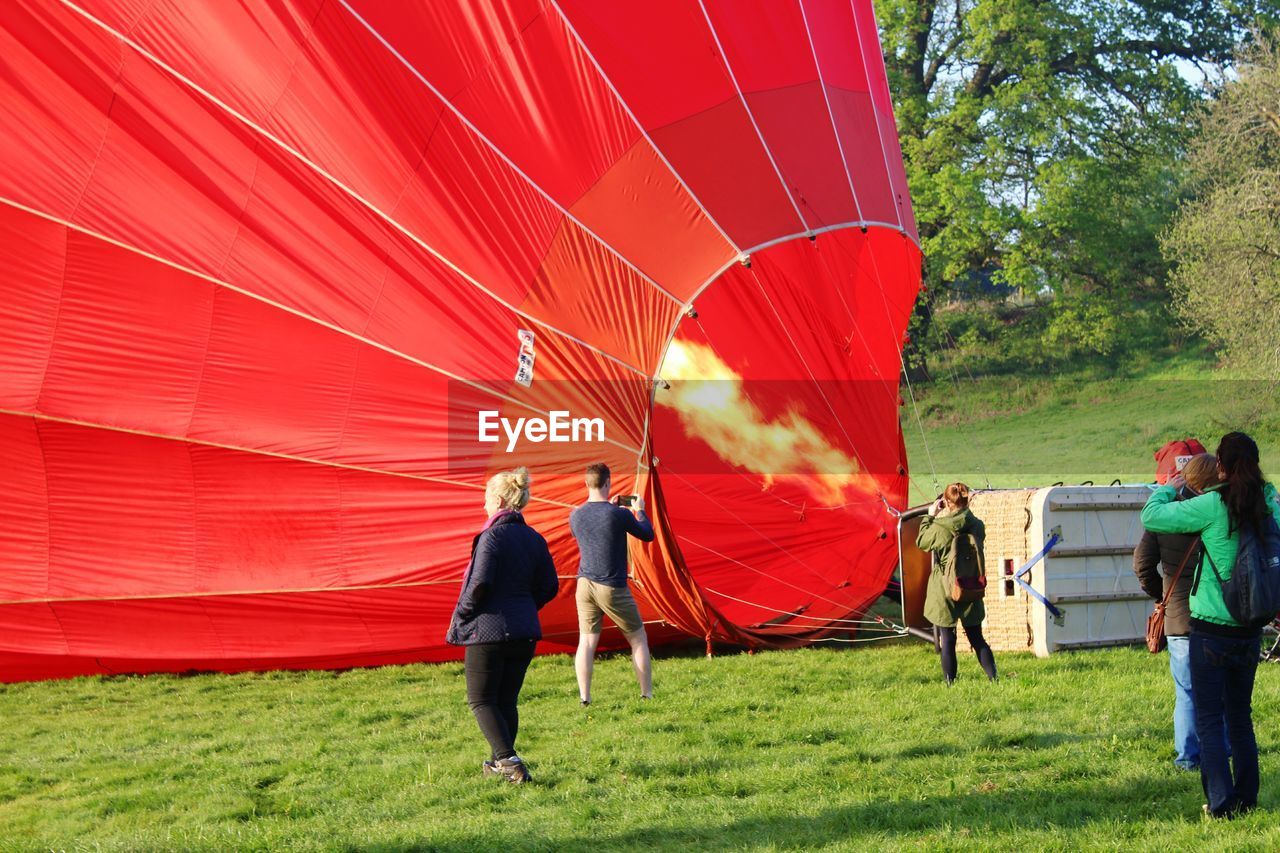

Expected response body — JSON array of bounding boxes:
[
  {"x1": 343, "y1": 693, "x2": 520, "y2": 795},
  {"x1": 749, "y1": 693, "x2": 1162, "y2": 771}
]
[
  {"x1": 1140, "y1": 482, "x2": 1280, "y2": 627},
  {"x1": 916, "y1": 509, "x2": 986, "y2": 628}
]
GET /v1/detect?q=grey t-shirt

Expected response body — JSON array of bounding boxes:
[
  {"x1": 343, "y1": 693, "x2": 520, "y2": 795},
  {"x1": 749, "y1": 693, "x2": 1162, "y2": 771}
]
[{"x1": 569, "y1": 501, "x2": 655, "y2": 588}]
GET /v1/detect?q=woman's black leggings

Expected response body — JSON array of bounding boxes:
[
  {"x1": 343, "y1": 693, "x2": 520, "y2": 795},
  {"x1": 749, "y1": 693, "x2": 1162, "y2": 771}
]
[
  {"x1": 935, "y1": 624, "x2": 997, "y2": 682},
  {"x1": 464, "y1": 639, "x2": 536, "y2": 760}
]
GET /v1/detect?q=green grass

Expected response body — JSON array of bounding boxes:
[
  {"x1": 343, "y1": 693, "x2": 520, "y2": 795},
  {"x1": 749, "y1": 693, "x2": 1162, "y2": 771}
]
[
  {"x1": 902, "y1": 373, "x2": 1280, "y2": 505},
  {"x1": 2, "y1": 644, "x2": 1279, "y2": 850}
]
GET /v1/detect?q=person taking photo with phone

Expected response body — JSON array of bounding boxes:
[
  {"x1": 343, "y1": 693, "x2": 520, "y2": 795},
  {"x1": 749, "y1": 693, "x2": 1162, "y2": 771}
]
[
  {"x1": 570, "y1": 462, "x2": 655, "y2": 705},
  {"x1": 916, "y1": 482, "x2": 997, "y2": 685}
]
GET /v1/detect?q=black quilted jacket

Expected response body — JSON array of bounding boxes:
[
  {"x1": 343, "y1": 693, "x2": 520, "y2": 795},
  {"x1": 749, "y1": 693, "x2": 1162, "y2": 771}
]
[{"x1": 446, "y1": 512, "x2": 559, "y2": 645}]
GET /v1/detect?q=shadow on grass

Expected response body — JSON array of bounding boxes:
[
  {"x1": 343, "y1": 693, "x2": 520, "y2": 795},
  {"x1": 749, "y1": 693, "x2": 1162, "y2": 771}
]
[{"x1": 356, "y1": 774, "x2": 1204, "y2": 852}]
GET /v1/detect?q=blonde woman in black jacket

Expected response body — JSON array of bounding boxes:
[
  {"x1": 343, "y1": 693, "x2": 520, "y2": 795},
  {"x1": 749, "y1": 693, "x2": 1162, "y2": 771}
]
[{"x1": 447, "y1": 467, "x2": 558, "y2": 784}]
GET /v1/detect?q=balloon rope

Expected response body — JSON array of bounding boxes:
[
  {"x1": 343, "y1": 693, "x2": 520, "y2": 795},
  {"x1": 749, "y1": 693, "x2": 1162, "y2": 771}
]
[
  {"x1": 668, "y1": 470, "x2": 871, "y2": 611},
  {"x1": 678, "y1": 531, "x2": 875, "y2": 614},
  {"x1": 702, "y1": 586, "x2": 890, "y2": 627},
  {"x1": 744, "y1": 265, "x2": 878, "y2": 485}
]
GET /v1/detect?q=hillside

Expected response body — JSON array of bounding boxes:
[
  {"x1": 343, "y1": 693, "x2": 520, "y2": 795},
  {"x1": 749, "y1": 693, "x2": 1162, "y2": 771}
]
[{"x1": 900, "y1": 327, "x2": 1280, "y2": 506}]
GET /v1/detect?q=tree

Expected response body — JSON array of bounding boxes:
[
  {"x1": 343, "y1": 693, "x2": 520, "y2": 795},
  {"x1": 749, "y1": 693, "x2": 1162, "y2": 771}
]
[
  {"x1": 876, "y1": 0, "x2": 1279, "y2": 375},
  {"x1": 1163, "y1": 35, "x2": 1280, "y2": 375}
]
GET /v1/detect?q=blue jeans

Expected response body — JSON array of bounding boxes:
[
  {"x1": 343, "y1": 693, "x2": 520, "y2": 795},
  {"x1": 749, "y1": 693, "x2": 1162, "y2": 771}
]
[
  {"x1": 1168, "y1": 636, "x2": 1200, "y2": 768},
  {"x1": 1189, "y1": 630, "x2": 1260, "y2": 816}
]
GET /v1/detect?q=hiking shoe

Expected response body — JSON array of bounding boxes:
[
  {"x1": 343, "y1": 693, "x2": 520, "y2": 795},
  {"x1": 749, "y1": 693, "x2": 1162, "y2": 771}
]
[{"x1": 494, "y1": 757, "x2": 531, "y2": 785}]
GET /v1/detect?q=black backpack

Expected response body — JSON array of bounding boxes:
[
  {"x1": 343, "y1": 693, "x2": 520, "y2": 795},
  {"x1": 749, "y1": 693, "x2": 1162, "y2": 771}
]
[{"x1": 1203, "y1": 514, "x2": 1280, "y2": 629}]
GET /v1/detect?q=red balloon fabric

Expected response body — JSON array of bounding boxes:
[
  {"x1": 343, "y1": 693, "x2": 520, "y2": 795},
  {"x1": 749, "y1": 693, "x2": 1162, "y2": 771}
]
[{"x1": 0, "y1": 0, "x2": 920, "y2": 681}]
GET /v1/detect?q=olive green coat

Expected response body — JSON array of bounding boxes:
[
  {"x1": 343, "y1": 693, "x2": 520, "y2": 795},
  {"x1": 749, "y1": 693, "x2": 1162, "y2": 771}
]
[{"x1": 916, "y1": 509, "x2": 986, "y2": 628}]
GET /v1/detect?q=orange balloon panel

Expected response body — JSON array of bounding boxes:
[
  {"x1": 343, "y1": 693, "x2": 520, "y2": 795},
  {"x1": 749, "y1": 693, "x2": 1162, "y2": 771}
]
[{"x1": 0, "y1": 0, "x2": 920, "y2": 681}]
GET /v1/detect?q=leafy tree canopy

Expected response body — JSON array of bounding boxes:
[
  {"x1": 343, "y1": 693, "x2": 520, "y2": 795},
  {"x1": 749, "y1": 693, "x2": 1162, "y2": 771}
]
[
  {"x1": 1163, "y1": 35, "x2": 1280, "y2": 374},
  {"x1": 878, "y1": 0, "x2": 1279, "y2": 371}
]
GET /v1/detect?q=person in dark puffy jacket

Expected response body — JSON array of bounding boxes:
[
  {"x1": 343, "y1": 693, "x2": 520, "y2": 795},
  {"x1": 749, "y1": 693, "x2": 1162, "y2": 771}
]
[
  {"x1": 1133, "y1": 453, "x2": 1224, "y2": 771},
  {"x1": 447, "y1": 466, "x2": 559, "y2": 784}
]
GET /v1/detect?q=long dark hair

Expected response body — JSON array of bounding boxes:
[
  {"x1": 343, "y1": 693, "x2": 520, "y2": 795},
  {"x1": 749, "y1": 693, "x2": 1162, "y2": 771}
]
[{"x1": 1215, "y1": 432, "x2": 1268, "y2": 536}]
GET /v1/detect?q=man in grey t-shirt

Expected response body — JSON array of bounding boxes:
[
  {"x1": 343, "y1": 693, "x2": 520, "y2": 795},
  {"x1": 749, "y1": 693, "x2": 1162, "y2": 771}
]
[{"x1": 569, "y1": 462, "x2": 654, "y2": 705}]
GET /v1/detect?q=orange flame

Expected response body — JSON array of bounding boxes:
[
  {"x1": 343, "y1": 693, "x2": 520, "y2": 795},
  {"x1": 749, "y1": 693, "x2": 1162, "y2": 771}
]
[{"x1": 657, "y1": 340, "x2": 876, "y2": 505}]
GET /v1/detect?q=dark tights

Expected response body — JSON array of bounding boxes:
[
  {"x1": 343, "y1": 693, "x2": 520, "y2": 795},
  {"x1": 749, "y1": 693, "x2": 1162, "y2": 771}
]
[
  {"x1": 464, "y1": 639, "x2": 536, "y2": 760},
  {"x1": 935, "y1": 624, "x2": 997, "y2": 683}
]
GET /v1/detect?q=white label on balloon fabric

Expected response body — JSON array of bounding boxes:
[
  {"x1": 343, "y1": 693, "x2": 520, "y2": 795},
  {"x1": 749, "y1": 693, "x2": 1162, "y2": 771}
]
[{"x1": 515, "y1": 329, "x2": 535, "y2": 387}]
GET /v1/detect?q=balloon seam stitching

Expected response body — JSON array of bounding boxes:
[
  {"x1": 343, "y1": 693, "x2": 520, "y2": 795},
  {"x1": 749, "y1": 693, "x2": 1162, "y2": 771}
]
[
  {"x1": 0, "y1": 407, "x2": 587, "y2": 509},
  {"x1": 54, "y1": 0, "x2": 653, "y2": 379},
  {"x1": 334, "y1": 0, "x2": 685, "y2": 308},
  {"x1": 0, "y1": 576, "x2": 584, "y2": 607},
  {"x1": 795, "y1": 0, "x2": 865, "y2": 223},
  {"x1": 545, "y1": 0, "x2": 745, "y2": 258},
  {"x1": 849, "y1": 0, "x2": 908, "y2": 232},
  {"x1": 0, "y1": 196, "x2": 646, "y2": 459},
  {"x1": 694, "y1": 0, "x2": 812, "y2": 236}
]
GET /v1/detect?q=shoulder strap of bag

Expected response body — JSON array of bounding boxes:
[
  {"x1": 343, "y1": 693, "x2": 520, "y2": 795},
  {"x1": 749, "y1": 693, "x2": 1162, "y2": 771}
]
[
  {"x1": 1160, "y1": 537, "x2": 1201, "y2": 608},
  {"x1": 1199, "y1": 540, "x2": 1225, "y2": 587}
]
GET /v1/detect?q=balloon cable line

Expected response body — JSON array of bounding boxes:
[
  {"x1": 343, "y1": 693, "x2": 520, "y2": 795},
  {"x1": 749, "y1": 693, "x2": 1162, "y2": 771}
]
[
  {"x1": 806, "y1": 234, "x2": 933, "y2": 501},
  {"x1": 676, "y1": 521, "x2": 871, "y2": 614},
  {"x1": 545, "y1": 0, "x2": 743, "y2": 258},
  {"x1": 681, "y1": 315, "x2": 871, "y2": 515},
  {"x1": 849, "y1": 0, "x2": 908, "y2": 233},
  {"x1": 695, "y1": 0, "x2": 812, "y2": 236},
  {"x1": 333, "y1": 0, "x2": 684, "y2": 307},
  {"x1": 676, "y1": 517, "x2": 867, "y2": 616},
  {"x1": 666, "y1": 468, "x2": 870, "y2": 603},
  {"x1": 671, "y1": 270, "x2": 886, "y2": 516},
  {"x1": 796, "y1": 0, "x2": 864, "y2": 223},
  {"x1": 55, "y1": 0, "x2": 656, "y2": 380},
  {"x1": 865, "y1": 235, "x2": 937, "y2": 492},
  {"x1": 701, "y1": 585, "x2": 891, "y2": 627},
  {"x1": 744, "y1": 265, "x2": 879, "y2": 489},
  {"x1": 922, "y1": 277, "x2": 994, "y2": 490},
  {"x1": 813, "y1": 225, "x2": 937, "y2": 495}
]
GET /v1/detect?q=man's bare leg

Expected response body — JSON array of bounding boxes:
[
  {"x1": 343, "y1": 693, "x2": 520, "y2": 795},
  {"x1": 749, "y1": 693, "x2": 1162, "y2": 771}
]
[
  {"x1": 624, "y1": 628, "x2": 652, "y2": 698},
  {"x1": 575, "y1": 632, "x2": 601, "y2": 703}
]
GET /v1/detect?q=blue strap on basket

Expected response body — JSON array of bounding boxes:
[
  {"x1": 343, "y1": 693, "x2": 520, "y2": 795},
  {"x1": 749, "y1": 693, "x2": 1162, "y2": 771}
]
[{"x1": 1014, "y1": 532, "x2": 1063, "y2": 620}]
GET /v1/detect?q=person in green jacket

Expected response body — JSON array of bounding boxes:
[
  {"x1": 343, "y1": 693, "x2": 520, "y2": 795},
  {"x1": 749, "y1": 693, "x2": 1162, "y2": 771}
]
[
  {"x1": 916, "y1": 483, "x2": 997, "y2": 685},
  {"x1": 1141, "y1": 431, "x2": 1280, "y2": 819}
]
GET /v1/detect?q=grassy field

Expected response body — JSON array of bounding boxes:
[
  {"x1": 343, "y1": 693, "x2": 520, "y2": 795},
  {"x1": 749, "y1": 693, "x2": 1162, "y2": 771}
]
[
  {"x1": 901, "y1": 373, "x2": 1280, "y2": 505},
  {"x1": 2, "y1": 643, "x2": 1279, "y2": 851},
  {"x1": 6, "y1": 346, "x2": 1277, "y2": 851}
]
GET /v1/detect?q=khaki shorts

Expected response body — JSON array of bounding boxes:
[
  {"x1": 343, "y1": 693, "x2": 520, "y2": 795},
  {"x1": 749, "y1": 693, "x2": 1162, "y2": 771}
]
[{"x1": 575, "y1": 578, "x2": 645, "y2": 635}]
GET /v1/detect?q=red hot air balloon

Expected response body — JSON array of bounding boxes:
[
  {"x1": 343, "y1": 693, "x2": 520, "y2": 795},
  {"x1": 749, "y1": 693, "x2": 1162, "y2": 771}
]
[{"x1": 0, "y1": 0, "x2": 920, "y2": 681}]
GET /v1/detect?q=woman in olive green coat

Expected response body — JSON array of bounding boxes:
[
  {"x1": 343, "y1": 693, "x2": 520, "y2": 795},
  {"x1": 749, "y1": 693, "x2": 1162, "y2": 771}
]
[{"x1": 916, "y1": 483, "x2": 997, "y2": 684}]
